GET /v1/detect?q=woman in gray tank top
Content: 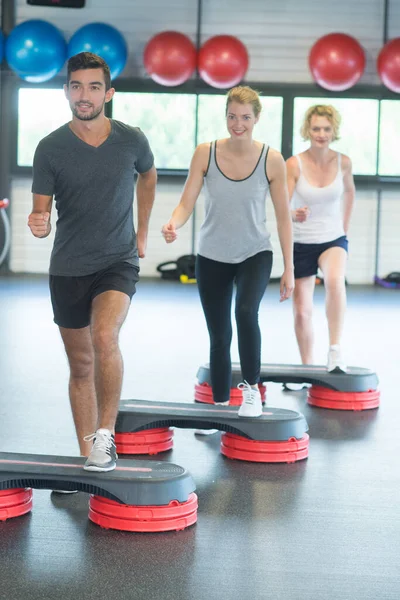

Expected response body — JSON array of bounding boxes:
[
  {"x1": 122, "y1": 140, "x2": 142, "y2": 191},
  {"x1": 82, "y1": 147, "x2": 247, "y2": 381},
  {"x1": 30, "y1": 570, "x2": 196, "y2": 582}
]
[
  {"x1": 286, "y1": 105, "x2": 355, "y2": 379},
  {"x1": 162, "y1": 86, "x2": 294, "y2": 418}
]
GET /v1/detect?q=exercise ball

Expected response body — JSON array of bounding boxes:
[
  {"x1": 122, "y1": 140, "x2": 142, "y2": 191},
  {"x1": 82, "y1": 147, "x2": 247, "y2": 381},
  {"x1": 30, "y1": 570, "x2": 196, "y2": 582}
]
[
  {"x1": 68, "y1": 23, "x2": 127, "y2": 80},
  {"x1": 377, "y1": 38, "x2": 400, "y2": 93},
  {"x1": 198, "y1": 35, "x2": 249, "y2": 89},
  {"x1": 309, "y1": 33, "x2": 365, "y2": 91},
  {"x1": 5, "y1": 20, "x2": 66, "y2": 83},
  {"x1": 144, "y1": 31, "x2": 196, "y2": 86}
]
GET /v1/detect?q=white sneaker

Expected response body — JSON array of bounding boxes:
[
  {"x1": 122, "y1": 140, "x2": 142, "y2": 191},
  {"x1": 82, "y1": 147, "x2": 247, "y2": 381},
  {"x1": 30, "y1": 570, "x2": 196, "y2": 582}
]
[
  {"x1": 83, "y1": 429, "x2": 117, "y2": 472},
  {"x1": 195, "y1": 401, "x2": 229, "y2": 435},
  {"x1": 237, "y1": 381, "x2": 263, "y2": 418},
  {"x1": 282, "y1": 383, "x2": 310, "y2": 391},
  {"x1": 327, "y1": 345, "x2": 347, "y2": 373}
]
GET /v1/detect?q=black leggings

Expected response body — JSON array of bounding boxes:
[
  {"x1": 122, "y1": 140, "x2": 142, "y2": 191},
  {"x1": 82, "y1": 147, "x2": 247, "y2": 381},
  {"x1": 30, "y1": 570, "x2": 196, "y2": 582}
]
[{"x1": 196, "y1": 251, "x2": 273, "y2": 403}]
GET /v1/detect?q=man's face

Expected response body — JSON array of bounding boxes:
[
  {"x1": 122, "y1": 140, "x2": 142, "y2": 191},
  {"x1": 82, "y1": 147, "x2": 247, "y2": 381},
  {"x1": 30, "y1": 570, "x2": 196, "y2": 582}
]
[{"x1": 64, "y1": 68, "x2": 114, "y2": 121}]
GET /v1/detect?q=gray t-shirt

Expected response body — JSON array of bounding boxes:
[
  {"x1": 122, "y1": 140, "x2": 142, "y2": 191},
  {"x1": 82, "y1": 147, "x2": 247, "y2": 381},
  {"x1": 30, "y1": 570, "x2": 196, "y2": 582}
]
[{"x1": 32, "y1": 119, "x2": 154, "y2": 276}]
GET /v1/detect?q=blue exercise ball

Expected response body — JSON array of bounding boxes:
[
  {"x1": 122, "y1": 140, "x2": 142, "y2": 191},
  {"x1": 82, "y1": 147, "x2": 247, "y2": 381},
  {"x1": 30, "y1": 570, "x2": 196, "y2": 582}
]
[
  {"x1": 67, "y1": 23, "x2": 128, "y2": 80},
  {"x1": 5, "y1": 20, "x2": 67, "y2": 83}
]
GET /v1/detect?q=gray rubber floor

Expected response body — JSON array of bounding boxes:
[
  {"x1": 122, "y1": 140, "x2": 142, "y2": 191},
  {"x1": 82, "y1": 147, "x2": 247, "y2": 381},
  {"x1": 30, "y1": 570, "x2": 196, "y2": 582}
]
[{"x1": 0, "y1": 276, "x2": 399, "y2": 600}]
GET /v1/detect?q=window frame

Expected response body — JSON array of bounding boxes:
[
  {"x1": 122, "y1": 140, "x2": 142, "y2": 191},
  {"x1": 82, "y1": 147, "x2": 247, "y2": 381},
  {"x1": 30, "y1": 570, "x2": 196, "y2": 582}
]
[{"x1": 10, "y1": 76, "x2": 400, "y2": 185}]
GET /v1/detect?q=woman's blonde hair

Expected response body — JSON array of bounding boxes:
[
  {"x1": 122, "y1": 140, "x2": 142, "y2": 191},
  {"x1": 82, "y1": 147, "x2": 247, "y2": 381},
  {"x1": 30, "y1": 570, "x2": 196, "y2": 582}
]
[
  {"x1": 300, "y1": 104, "x2": 341, "y2": 141},
  {"x1": 225, "y1": 86, "x2": 262, "y2": 118}
]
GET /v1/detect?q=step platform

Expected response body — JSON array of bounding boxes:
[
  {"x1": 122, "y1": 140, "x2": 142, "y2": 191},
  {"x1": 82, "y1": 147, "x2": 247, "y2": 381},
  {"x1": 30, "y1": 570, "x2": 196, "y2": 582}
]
[
  {"x1": 0, "y1": 452, "x2": 197, "y2": 532},
  {"x1": 196, "y1": 363, "x2": 379, "y2": 393},
  {"x1": 116, "y1": 399, "x2": 309, "y2": 463}
]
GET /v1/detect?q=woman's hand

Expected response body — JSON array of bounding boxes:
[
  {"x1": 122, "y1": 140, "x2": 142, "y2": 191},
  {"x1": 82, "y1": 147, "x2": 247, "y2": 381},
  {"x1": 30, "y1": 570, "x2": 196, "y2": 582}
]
[
  {"x1": 280, "y1": 268, "x2": 295, "y2": 302},
  {"x1": 161, "y1": 221, "x2": 177, "y2": 243}
]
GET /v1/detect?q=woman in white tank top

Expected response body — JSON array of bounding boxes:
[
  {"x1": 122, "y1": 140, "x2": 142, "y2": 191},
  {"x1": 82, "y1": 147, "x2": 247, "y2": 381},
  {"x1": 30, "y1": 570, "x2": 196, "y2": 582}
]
[{"x1": 286, "y1": 104, "x2": 356, "y2": 374}]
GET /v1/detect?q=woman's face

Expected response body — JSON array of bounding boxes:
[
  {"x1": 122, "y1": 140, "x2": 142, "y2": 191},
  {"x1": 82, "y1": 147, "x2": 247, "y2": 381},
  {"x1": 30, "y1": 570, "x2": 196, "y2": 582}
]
[
  {"x1": 226, "y1": 101, "x2": 258, "y2": 140},
  {"x1": 308, "y1": 115, "x2": 334, "y2": 148}
]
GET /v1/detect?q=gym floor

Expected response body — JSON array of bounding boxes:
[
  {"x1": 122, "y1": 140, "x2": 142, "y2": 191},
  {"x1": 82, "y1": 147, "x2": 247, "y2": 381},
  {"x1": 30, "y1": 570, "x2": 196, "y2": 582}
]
[{"x1": 0, "y1": 276, "x2": 399, "y2": 600}]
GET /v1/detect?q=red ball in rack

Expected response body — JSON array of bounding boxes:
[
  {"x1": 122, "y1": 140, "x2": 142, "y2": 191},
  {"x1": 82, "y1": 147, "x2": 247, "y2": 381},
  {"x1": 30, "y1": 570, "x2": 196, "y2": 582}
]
[
  {"x1": 198, "y1": 35, "x2": 249, "y2": 89},
  {"x1": 377, "y1": 38, "x2": 400, "y2": 93},
  {"x1": 308, "y1": 33, "x2": 366, "y2": 91},
  {"x1": 143, "y1": 31, "x2": 197, "y2": 86}
]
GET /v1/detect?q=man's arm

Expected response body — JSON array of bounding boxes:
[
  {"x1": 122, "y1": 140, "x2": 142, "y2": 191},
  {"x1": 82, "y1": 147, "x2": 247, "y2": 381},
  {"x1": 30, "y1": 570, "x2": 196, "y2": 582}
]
[
  {"x1": 28, "y1": 194, "x2": 53, "y2": 238},
  {"x1": 136, "y1": 165, "x2": 157, "y2": 258}
]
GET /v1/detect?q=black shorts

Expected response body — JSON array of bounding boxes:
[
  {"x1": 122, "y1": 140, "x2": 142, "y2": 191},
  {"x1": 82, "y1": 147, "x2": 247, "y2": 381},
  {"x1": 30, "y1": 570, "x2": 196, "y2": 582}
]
[
  {"x1": 294, "y1": 236, "x2": 348, "y2": 279},
  {"x1": 49, "y1": 261, "x2": 139, "y2": 329}
]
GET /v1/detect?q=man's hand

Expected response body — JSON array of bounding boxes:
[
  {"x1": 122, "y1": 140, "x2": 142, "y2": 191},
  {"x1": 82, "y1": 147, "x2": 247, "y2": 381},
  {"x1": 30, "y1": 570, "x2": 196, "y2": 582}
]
[
  {"x1": 137, "y1": 230, "x2": 148, "y2": 258},
  {"x1": 28, "y1": 212, "x2": 51, "y2": 238}
]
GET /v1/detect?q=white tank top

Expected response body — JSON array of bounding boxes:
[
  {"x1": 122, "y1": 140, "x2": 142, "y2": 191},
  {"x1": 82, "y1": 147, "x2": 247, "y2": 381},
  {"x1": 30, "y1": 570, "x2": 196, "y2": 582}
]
[{"x1": 291, "y1": 152, "x2": 345, "y2": 244}]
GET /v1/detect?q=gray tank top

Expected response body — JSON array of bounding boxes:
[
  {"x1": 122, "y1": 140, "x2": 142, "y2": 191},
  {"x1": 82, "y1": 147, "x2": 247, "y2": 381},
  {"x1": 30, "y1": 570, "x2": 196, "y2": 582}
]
[{"x1": 198, "y1": 141, "x2": 273, "y2": 263}]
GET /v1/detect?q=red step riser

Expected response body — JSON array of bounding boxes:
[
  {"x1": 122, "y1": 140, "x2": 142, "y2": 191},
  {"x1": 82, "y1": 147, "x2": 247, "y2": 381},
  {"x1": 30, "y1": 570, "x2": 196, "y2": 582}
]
[
  {"x1": 89, "y1": 492, "x2": 198, "y2": 532},
  {"x1": 221, "y1": 445, "x2": 309, "y2": 463},
  {"x1": 115, "y1": 429, "x2": 174, "y2": 455},
  {"x1": 308, "y1": 387, "x2": 380, "y2": 410},
  {"x1": 0, "y1": 488, "x2": 33, "y2": 521}
]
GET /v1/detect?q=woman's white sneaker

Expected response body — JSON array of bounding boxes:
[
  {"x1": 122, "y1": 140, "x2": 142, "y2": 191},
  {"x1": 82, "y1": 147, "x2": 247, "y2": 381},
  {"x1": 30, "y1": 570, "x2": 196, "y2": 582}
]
[
  {"x1": 237, "y1": 381, "x2": 263, "y2": 418},
  {"x1": 327, "y1": 345, "x2": 347, "y2": 373}
]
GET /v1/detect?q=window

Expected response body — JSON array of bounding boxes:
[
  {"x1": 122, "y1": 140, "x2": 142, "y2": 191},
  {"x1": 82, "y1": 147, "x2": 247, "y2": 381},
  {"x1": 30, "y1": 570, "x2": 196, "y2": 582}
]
[
  {"x1": 378, "y1": 100, "x2": 400, "y2": 176},
  {"x1": 112, "y1": 92, "x2": 197, "y2": 170},
  {"x1": 293, "y1": 97, "x2": 379, "y2": 176},
  {"x1": 17, "y1": 88, "x2": 71, "y2": 167},
  {"x1": 197, "y1": 95, "x2": 283, "y2": 151}
]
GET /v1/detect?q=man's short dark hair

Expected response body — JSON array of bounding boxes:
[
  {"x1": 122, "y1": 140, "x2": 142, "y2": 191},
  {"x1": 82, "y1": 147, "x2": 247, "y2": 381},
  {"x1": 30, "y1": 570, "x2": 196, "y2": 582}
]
[{"x1": 67, "y1": 52, "x2": 112, "y2": 90}]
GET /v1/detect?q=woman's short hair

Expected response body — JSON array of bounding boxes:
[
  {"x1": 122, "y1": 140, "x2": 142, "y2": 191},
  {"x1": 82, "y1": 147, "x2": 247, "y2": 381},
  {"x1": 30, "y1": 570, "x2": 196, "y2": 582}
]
[
  {"x1": 226, "y1": 86, "x2": 262, "y2": 118},
  {"x1": 300, "y1": 104, "x2": 341, "y2": 141}
]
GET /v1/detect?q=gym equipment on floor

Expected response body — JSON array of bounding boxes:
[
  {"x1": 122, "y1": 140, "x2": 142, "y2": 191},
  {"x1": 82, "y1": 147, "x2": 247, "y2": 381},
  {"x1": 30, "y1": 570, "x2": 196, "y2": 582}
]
[
  {"x1": 196, "y1": 363, "x2": 380, "y2": 411},
  {"x1": 116, "y1": 399, "x2": 309, "y2": 463},
  {"x1": 0, "y1": 452, "x2": 197, "y2": 532}
]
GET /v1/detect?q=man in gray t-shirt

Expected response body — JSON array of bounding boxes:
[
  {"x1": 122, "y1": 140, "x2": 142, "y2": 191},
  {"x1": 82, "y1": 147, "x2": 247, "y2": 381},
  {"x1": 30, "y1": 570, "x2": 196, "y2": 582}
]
[{"x1": 28, "y1": 52, "x2": 157, "y2": 473}]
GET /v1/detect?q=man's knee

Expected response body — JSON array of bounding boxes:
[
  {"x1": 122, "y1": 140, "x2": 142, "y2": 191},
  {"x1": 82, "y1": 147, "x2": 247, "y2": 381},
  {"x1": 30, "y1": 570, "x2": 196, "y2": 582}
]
[
  {"x1": 91, "y1": 326, "x2": 119, "y2": 355},
  {"x1": 68, "y1": 352, "x2": 94, "y2": 378}
]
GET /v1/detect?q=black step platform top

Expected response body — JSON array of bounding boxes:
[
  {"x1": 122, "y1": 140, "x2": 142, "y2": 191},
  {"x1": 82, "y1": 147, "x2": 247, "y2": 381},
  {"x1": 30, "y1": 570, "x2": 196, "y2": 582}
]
[
  {"x1": 0, "y1": 452, "x2": 195, "y2": 506},
  {"x1": 117, "y1": 400, "x2": 308, "y2": 442},
  {"x1": 197, "y1": 363, "x2": 379, "y2": 393}
]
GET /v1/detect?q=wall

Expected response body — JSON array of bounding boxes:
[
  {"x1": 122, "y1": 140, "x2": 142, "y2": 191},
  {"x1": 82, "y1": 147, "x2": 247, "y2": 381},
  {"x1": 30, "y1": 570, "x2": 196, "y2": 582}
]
[{"x1": 8, "y1": 0, "x2": 400, "y2": 282}]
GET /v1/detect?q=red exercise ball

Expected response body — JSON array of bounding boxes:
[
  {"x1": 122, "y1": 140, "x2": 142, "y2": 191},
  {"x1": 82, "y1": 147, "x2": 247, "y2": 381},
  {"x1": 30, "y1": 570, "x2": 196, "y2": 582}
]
[
  {"x1": 143, "y1": 31, "x2": 197, "y2": 86},
  {"x1": 198, "y1": 35, "x2": 249, "y2": 89},
  {"x1": 309, "y1": 33, "x2": 366, "y2": 91},
  {"x1": 377, "y1": 38, "x2": 400, "y2": 93}
]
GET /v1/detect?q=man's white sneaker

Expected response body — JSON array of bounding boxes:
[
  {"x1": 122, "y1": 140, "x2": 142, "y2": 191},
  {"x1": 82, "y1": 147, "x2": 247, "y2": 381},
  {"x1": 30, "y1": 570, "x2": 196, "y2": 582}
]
[
  {"x1": 237, "y1": 381, "x2": 263, "y2": 418},
  {"x1": 83, "y1": 429, "x2": 117, "y2": 472},
  {"x1": 327, "y1": 345, "x2": 347, "y2": 373}
]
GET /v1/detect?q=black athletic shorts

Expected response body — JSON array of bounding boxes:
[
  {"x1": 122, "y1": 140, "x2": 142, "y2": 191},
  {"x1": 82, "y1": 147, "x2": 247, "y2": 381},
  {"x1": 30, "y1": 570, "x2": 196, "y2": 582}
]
[
  {"x1": 49, "y1": 261, "x2": 139, "y2": 329},
  {"x1": 294, "y1": 235, "x2": 348, "y2": 279}
]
